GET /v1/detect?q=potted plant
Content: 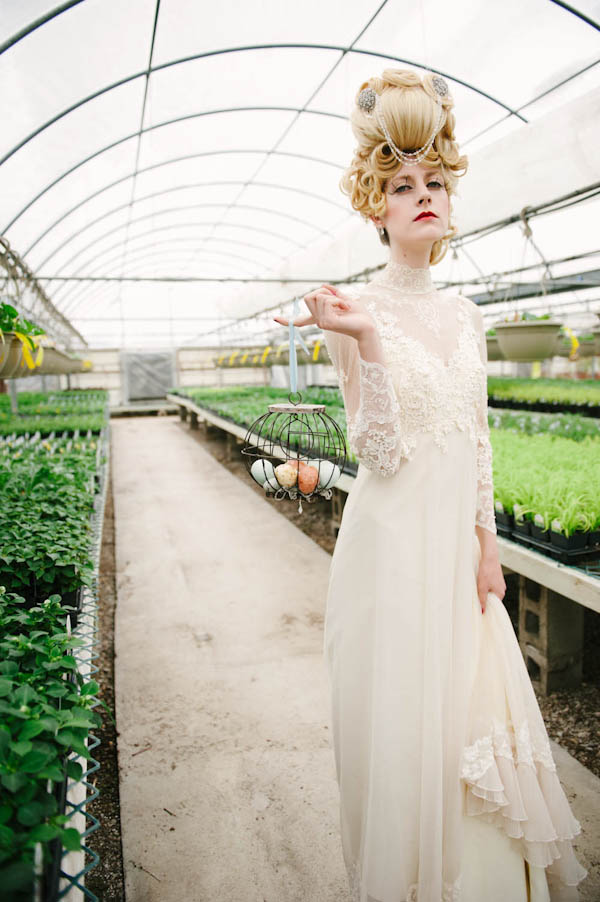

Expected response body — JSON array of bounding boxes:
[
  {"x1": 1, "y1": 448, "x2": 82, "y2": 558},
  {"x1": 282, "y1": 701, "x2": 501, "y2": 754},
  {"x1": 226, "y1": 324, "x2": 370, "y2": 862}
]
[
  {"x1": 494, "y1": 310, "x2": 562, "y2": 362},
  {"x1": 530, "y1": 511, "x2": 550, "y2": 542},
  {"x1": 549, "y1": 512, "x2": 590, "y2": 550},
  {"x1": 0, "y1": 302, "x2": 45, "y2": 378},
  {"x1": 512, "y1": 502, "x2": 533, "y2": 536}
]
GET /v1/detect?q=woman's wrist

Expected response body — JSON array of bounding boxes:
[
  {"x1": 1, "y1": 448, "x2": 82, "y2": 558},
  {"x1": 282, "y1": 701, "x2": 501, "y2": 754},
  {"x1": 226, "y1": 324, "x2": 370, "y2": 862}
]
[
  {"x1": 475, "y1": 523, "x2": 499, "y2": 559},
  {"x1": 357, "y1": 326, "x2": 385, "y2": 364}
]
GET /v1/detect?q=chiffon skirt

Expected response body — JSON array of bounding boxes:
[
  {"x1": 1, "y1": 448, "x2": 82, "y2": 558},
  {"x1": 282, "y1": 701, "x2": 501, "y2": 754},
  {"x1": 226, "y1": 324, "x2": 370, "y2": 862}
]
[{"x1": 323, "y1": 430, "x2": 587, "y2": 901}]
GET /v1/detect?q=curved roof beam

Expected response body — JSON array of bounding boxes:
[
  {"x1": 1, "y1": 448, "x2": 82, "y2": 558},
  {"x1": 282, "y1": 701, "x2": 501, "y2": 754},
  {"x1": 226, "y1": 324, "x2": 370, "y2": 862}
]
[
  {"x1": 58, "y1": 245, "x2": 214, "y2": 314},
  {"x1": 58, "y1": 247, "x2": 271, "y2": 317},
  {"x1": 36, "y1": 196, "x2": 333, "y2": 274},
  {"x1": 6, "y1": 111, "x2": 347, "y2": 237},
  {"x1": 24, "y1": 159, "x2": 347, "y2": 257},
  {"x1": 548, "y1": 0, "x2": 599, "y2": 30},
  {"x1": 50, "y1": 220, "x2": 298, "y2": 305},
  {"x1": 0, "y1": 43, "x2": 530, "y2": 170},
  {"x1": 6, "y1": 2, "x2": 597, "y2": 59},
  {"x1": 57, "y1": 235, "x2": 278, "y2": 313},
  {"x1": 0, "y1": 1, "x2": 84, "y2": 55},
  {"x1": 62, "y1": 257, "x2": 261, "y2": 325},
  {"x1": 61, "y1": 248, "x2": 257, "y2": 319}
]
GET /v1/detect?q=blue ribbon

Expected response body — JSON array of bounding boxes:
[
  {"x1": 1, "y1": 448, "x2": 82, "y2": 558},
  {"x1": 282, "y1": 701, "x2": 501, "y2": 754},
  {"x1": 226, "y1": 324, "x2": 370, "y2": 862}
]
[{"x1": 288, "y1": 296, "x2": 309, "y2": 395}]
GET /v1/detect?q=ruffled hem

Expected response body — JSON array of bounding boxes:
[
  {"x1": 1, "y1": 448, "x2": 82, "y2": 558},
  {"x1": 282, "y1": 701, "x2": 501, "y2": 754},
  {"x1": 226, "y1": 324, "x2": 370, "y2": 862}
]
[
  {"x1": 461, "y1": 738, "x2": 587, "y2": 886},
  {"x1": 460, "y1": 591, "x2": 588, "y2": 891}
]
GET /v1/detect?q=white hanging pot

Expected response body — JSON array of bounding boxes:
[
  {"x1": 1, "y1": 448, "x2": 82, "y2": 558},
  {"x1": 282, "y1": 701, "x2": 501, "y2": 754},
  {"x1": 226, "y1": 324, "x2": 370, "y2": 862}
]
[{"x1": 494, "y1": 320, "x2": 563, "y2": 361}]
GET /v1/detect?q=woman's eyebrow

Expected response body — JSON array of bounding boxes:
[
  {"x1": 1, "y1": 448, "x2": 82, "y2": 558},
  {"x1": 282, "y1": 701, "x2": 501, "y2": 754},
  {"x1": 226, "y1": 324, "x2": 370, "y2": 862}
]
[{"x1": 393, "y1": 168, "x2": 440, "y2": 181}]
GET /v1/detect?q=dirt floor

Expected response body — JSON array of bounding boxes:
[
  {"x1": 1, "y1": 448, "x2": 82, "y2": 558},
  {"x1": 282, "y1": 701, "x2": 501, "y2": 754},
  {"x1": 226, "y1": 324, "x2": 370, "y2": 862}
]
[{"x1": 84, "y1": 412, "x2": 600, "y2": 898}]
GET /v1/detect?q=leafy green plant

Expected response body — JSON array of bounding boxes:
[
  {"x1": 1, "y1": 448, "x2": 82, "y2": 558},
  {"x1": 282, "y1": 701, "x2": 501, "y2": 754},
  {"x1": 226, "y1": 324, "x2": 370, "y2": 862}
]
[
  {"x1": 488, "y1": 376, "x2": 600, "y2": 408},
  {"x1": 0, "y1": 304, "x2": 45, "y2": 349},
  {"x1": 0, "y1": 588, "x2": 106, "y2": 894}
]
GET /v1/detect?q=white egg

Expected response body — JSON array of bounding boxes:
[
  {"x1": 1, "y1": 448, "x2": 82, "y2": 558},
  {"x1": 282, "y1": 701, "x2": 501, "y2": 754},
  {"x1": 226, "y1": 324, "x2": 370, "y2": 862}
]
[
  {"x1": 264, "y1": 474, "x2": 281, "y2": 492},
  {"x1": 313, "y1": 459, "x2": 341, "y2": 488},
  {"x1": 251, "y1": 458, "x2": 274, "y2": 486}
]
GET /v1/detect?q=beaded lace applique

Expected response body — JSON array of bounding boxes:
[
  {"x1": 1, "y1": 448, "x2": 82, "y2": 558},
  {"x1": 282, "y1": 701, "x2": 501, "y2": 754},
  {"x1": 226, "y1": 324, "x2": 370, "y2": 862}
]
[
  {"x1": 322, "y1": 265, "x2": 498, "y2": 535},
  {"x1": 371, "y1": 259, "x2": 435, "y2": 295}
]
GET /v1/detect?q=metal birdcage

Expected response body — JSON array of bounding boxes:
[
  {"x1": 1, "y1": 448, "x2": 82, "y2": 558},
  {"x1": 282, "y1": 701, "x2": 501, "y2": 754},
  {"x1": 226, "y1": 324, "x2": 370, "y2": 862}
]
[
  {"x1": 241, "y1": 388, "x2": 347, "y2": 512},
  {"x1": 240, "y1": 296, "x2": 347, "y2": 513}
]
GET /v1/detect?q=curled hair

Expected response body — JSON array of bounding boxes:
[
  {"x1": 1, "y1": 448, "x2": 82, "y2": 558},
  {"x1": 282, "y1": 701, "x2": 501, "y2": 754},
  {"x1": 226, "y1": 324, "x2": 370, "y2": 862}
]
[{"x1": 339, "y1": 68, "x2": 468, "y2": 264}]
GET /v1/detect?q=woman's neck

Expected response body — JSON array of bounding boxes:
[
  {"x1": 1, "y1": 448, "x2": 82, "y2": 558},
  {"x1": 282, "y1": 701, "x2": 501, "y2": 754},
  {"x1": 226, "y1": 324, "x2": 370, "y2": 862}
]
[{"x1": 374, "y1": 258, "x2": 434, "y2": 294}]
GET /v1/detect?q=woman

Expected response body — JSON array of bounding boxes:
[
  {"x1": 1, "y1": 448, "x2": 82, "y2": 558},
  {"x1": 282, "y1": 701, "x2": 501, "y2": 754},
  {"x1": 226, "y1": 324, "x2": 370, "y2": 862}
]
[{"x1": 275, "y1": 69, "x2": 587, "y2": 902}]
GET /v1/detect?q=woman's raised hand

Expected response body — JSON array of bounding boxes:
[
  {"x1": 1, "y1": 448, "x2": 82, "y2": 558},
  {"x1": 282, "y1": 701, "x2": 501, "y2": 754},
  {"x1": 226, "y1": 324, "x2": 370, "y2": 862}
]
[{"x1": 273, "y1": 284, "x2": 376, "y2": 341}]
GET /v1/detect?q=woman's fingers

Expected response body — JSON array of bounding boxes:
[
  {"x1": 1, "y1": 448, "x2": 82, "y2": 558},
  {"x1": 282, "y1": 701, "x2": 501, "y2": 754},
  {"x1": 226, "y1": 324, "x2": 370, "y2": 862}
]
[
  {"x1": 273, "y1": 285, "x2": 351, "y2": 329},
  {"x1": 273, "y1": 314, "x2": 315, "y2": 326}
]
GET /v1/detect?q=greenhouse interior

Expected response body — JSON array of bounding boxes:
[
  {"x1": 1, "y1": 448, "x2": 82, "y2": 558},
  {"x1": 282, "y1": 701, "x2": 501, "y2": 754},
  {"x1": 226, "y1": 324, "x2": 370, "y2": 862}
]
[{"x1": 1, "y1": 1, "x2": 600, "y2": 900}]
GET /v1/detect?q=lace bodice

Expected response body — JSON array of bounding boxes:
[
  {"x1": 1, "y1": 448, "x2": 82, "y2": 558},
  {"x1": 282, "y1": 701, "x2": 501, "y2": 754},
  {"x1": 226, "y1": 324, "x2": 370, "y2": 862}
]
[{"x1": 322, "y1": 260, "x2": 497, "y2": 536}]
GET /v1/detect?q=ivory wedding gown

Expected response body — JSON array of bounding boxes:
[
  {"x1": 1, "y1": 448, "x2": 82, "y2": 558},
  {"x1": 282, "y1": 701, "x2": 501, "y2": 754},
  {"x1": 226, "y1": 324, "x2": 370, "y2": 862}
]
[{"x1": 321, "y1": 260, "x2": 588, "y2": 902}]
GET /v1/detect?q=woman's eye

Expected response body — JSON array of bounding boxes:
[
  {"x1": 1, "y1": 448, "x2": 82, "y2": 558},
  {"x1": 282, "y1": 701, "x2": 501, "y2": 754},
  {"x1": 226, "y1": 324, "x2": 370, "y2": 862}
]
[{"x1": 394, "y1": 180, "x2": 443, "y2": 193}]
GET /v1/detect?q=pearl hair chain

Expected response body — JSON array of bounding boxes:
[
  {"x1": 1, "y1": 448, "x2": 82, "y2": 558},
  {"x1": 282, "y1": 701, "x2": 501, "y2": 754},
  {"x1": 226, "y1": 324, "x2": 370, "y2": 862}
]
[
  {"x1": 357, "y1": 75, "x2": 449, "y2": 238},
  {"x1": 357, "y1": 75, "x2": 449, "y2": 166}
]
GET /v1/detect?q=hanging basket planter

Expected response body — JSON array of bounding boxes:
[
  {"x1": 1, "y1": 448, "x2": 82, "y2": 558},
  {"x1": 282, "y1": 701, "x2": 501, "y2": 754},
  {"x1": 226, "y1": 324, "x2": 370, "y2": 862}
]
[
  {"x1": 0, "y1": 331, "x2": 43, "y2": 378},
  {"x1": 494, "y1": 320, "x2": 562, "y2": 361},
  {"x1": 575, "y1": 337, "x2": 596, "y2": 358},
  {"x1": 36, "y1": 347, "x2": 91, "y2": 375}
]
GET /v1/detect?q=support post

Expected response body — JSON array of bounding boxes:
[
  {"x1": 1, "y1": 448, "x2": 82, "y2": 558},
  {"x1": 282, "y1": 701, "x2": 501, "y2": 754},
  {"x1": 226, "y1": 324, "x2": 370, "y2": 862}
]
[{"x1": 518, "y1": 575, "x2": 584, "y2": 695}]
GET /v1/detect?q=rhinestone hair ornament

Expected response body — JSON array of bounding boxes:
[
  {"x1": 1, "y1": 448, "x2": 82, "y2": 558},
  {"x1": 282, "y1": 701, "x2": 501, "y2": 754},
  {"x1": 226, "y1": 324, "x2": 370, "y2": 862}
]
[{"x1": 357, "y1": 75, "x2": 449, "y2": 165}]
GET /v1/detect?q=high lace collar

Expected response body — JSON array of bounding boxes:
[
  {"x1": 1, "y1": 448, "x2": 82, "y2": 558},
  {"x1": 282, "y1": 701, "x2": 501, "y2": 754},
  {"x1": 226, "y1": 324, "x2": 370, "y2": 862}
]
[{"x1": 372, "y1": 259, "x2": 434, "y2": 294}]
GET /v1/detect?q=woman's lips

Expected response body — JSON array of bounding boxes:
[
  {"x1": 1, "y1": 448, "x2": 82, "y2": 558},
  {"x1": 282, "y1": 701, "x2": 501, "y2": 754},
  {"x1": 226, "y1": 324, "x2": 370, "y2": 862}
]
[{"x1": 414, "y1": 212, "x2": 438, "y2": 220}]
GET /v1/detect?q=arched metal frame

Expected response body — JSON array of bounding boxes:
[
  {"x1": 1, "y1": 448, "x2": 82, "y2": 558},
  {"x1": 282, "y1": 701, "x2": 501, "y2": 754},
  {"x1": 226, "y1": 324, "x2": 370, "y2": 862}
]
[
  {"x1": 35, "y1": 176, "x2": 340, "y2": 273},
  {"x1": 2, "y1": 6, "x2": 599, "y2": 340},
  {"x1": 64, "y1": 253, "x2": 254, "y2": 323},
  {"x1": 25, "y1": 168, "x2": 348, "y2": 258},
  {"x1": 52, "y1": 222, "x2": 297, "y2": 310},
  {"x1": 59, "y1": 245, "x2": 273, "y2": 318}
]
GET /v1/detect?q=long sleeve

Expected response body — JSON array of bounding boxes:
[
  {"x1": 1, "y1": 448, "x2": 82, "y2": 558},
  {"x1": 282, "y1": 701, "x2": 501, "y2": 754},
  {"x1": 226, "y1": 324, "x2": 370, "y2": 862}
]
[
  {"x1": 473, "y1": 306, "x2": 497, "y2": 535},
  {"x1": 322, "y1": 328, "x2": 404, "y2": 477}
]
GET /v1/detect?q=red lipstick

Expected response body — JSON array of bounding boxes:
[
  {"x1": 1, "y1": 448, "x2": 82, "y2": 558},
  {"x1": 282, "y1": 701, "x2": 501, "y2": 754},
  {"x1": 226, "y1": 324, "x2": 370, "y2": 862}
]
[{"x1": 414, "y1": 211, "x2": 438, "y2": 220}]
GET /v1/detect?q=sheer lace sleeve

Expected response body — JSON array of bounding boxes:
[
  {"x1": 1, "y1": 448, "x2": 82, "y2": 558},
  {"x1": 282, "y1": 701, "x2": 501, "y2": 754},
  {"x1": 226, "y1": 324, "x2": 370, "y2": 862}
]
[
  {"x1": 322, "y1": 328, "x2": 404, "y2": 477},
  {"x1": 472, "y1": 305, "x2": 497, "y2": 535}
]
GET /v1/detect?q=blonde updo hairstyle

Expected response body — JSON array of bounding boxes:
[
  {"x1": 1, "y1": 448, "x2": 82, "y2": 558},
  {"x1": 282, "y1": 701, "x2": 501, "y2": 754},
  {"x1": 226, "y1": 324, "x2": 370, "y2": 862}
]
[{"x1": 339, "y1": 68, "x2": 468, "y2": 265}]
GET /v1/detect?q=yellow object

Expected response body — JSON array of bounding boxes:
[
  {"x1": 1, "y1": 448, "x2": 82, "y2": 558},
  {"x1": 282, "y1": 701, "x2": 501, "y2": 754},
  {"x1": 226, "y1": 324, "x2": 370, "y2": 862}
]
[
  {"x1": 13, "y1": 331, "x2": 44, "y2": 370},
  {"x1": 312, "y1": 340, "x2": 321, "y2": 361},
  {"x1": 228, "y1": 349, "x2": 239, "y2": 366},
  {"x1": 562, "y1": 325, "x2": 579, "y2": 360},
  {"x1": 240, "y1": 351, "x2": 249, "y2": 364},
  {"x1": 531, "y1": 361, "x2": 541, "y2": 378},
  {"x1": 217, "y1": 353, "x2": 226, "y2": 365},
  {"x1": 261, "y1": 345, "x2": 271, "y2": 364}
]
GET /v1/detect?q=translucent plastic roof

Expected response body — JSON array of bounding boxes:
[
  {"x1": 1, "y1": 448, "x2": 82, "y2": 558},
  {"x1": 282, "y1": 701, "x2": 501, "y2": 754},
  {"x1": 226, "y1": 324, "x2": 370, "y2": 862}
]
[{"x1": 1, "y1": 0, "x2": 599, "y2": 349}]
